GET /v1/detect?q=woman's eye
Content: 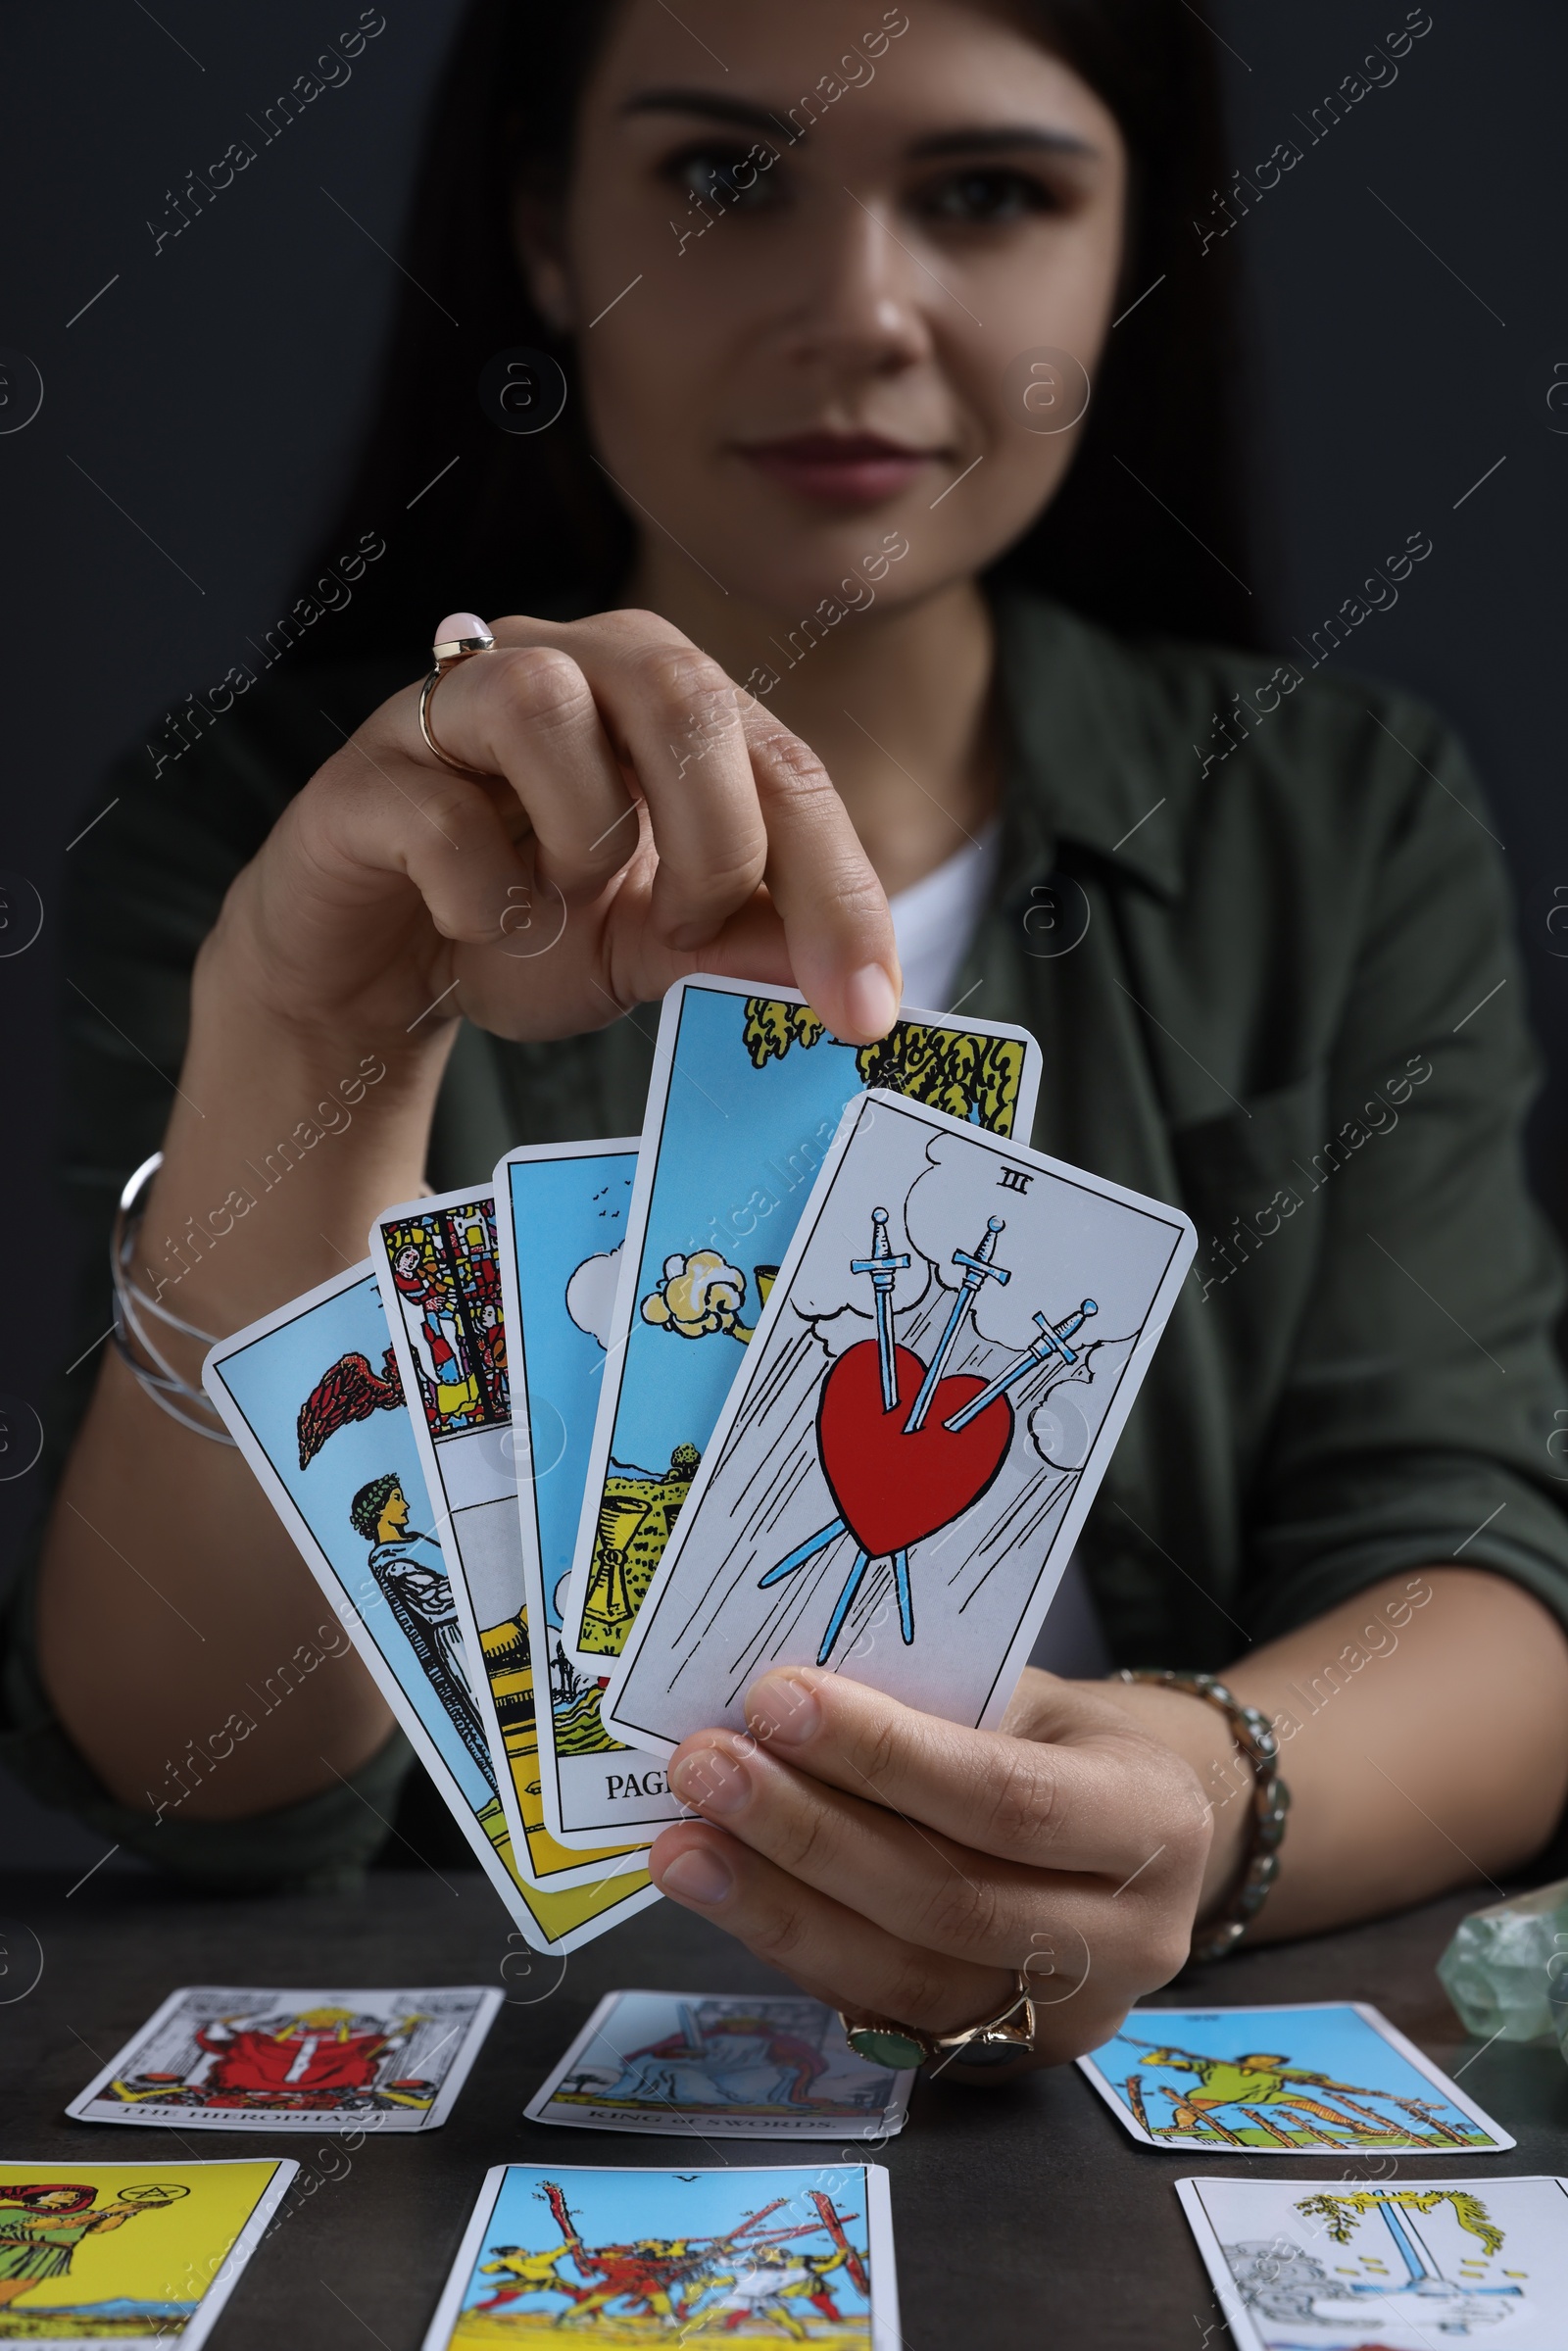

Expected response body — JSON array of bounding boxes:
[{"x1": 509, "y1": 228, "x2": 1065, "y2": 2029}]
[
  {"x1": 916, "y1": 168, "x2": 1056, "y2": 226},
  {"x1": 664, "y1": 144, "x2": 779, "y2": 211}
]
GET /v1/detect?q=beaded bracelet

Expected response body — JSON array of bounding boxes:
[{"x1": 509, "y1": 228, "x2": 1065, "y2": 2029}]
[{"x1": 1117, "y1": 1667, "x2": 1290, "y2": 1964}]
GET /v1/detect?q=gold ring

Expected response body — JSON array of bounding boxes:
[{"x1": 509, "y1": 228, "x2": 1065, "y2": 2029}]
[
  {"x1": 839, "y1": 1971, "x2": 1040, "y2": 2074},
  {"x1": 418, "y1": 612, "x2": 495, "y2": 773}
]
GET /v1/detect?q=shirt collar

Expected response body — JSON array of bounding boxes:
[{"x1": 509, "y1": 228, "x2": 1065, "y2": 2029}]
[{"x1": 992, "y1": 590, "x2": 1187, "y2": 904}]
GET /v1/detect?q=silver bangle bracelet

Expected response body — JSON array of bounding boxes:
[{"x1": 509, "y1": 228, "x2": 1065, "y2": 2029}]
[{"x1": 110, "y1": 1152, "x2": 236, "y2": 1445}]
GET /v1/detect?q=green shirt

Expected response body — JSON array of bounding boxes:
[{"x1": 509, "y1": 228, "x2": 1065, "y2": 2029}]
[{"x1": 10, "y1": 591, "x2": 1568, "y2": 1886}]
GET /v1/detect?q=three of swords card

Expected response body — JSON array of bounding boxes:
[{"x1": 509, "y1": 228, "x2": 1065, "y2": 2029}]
[
  {"x1": 562, "y1": 973, "x2": 1043, "y2": 1677},
  {"x1": 604, "y1": 1089, "x2": 1194, "y2": 1751},
  {"x1": 369, "y1": 1188, "x2": 650, "y2": 1884},
  {"x1": 203, "y1": 1263, "x2": 660, "y2": 1954}
]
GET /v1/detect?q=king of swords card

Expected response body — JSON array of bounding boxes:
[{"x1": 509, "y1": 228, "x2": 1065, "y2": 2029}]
[
  {"x1": 203, "y1": 1262, "x2": 660, "y2": 1955},
  {"x1": 494, "y1": 1142, "x2": 687, "y2": 1848},
  {"x1": 370, "y1": 1189, "x2": 650, "y2": 1886},
  {"x1": 564, "y1": 973, "x2": 1043, "y2": 1675},
  {"x1": 420, "y1": 2160, "x2": 899, "y2": 2350},
  {"x1": 604, "y1": 1089, "x2": 1194, "y2": 1752}
]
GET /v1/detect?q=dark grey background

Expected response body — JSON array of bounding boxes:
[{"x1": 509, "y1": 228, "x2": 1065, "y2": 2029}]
[{"x1": 2, "y1": 0, "x2": 1567, "y2": 1870}]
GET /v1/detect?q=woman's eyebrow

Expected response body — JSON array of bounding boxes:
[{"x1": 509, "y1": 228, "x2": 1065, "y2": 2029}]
[
  {"x1": 620, "y1": 91, "x2": 1100, "y2": 163},
  {"x1": 621, "y1": 89, "x2": 787, "y2": 134},
  {"x1": 907, "y1": 125, "x2": 1101, "y2": 162}
]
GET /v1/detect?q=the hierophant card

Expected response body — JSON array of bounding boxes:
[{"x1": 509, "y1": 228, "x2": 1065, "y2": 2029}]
[
  {"x1": 0, "y1": 2158, "x2": 294, "y2": 2350},
  {"x1": 1077, "y1": 2002, "x2": 1515, "y2": 2154},
  {"x1": 563, "y1": 974, "x2": 1043, "y2": 1673},
  {"x1": 605, "y1": 1088, "x2": 1193, "y2": 1752},
  {"x1": 494, "y1": 1143, "x2": 685, "y2": 1848},
  {"x1": 1177, "y1": 2174, "x2": 1568, "y2": 2351},
  {"x1": 67, "y1": 1984, "x2": 502, "y2": 2133},
  {"x1": 524, "y1": 1990, "x2": 912, "y2": 2141},
  {"x1": 203, "y1": 1262, "x2": 659, "y2": 1955},
  {"x1": 420, "y1": 2160, "x2": 898, "y2": 2348},
  {"x1": 370, "y1": 1188, "x2": 650, "y2": 1882}
]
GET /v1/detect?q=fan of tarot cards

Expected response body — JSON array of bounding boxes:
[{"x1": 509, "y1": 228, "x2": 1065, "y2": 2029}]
[{"x1": 203, "y1": 972, "x2": 1196, "y2": 1956}]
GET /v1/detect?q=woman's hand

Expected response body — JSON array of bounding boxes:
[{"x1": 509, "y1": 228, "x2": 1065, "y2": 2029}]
[
  {"x1": 208, "y1": 609, "x2": 901, "y2": 1055},
  {"x1": 648, "y1": 1665, "x2": 1216, "y2": 2068}
]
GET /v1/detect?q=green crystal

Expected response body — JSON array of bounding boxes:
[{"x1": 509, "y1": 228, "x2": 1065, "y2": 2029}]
[{"x1": 1437, "y1": 1877, "x2": 1568, "y2": 2044}]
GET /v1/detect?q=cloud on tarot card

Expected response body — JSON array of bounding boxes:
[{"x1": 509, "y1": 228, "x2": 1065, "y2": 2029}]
[
  {"x1": 565, "y1": 1248, "x2": 622, "y2": 1349},
  {"x1": 904, "y1": 1135, "x2": 1175, "y2": 1350}
]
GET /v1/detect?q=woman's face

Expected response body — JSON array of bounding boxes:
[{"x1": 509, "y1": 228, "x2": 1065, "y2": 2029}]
[{"x1": 542, "y1": 0, "x2": 1127, "y2": 627}]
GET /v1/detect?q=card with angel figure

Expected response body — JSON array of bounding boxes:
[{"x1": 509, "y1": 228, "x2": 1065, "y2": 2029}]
[
  {"x1": 66, "y1": 1984, "x2": 503, "y2": 2133},
  {"x1": 1176, "y1": 2174, "x2": 1567, "y2": 2351},
  {"x1": 524, "y1": 1989, "x2": 912, "y2": 2140},
  {"x1": 603, "y1": 1088, "x2": 1194, "y2": 1750}
]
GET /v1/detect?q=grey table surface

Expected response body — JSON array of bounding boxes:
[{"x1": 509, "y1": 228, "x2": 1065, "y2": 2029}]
[{"x1": 1, "y1": 1866, "x2": 1564, "y2": 2348}]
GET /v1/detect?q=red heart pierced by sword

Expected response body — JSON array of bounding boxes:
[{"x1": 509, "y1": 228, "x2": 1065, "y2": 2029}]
[{"x1": 815, "y1": 1338, "x2": 1012, "y2": 1560}]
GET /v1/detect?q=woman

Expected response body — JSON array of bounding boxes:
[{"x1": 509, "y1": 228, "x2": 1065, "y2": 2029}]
[{"x1": 16, "y1": 0, "x2": 1568, "y2": 2067}]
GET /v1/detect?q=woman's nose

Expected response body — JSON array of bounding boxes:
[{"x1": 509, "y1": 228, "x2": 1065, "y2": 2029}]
[{"x1": 775, "y1": 190, "x2": 936, "y2": 374}]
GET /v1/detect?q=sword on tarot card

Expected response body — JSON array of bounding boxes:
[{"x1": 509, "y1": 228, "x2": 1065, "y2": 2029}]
[
  {"x1": 942, "y1": 1300, "x2": 1098, "y2": 1432},
  {"x1": 903, "y1": 1216, "x2": 1012, "y2": 1433},
  {"x1": 850, "y1": 1206, "x2": 910, "y2": 1411}
]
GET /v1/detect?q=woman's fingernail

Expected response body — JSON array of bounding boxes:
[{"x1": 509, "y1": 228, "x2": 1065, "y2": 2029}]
[
  {"x1": 750, "y1": 1674, "x2": 820, "y2": 1747},
  {"x1": 658, "y1": 1844, "x2": 734, "y2": 1906},
  {"x1": 668, "y1": 1747, "x2": 751, "y2": 1816},
  {"x1": 843, "y1": 963, "x2": 899, "y2": 1040}
]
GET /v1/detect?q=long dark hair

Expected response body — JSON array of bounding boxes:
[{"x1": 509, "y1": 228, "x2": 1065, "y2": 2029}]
[{"x1": 300, "y1": 0, "x2": 1262, "y2": 664}]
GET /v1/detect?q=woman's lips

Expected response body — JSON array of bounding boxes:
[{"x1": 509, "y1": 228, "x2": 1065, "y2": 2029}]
[{"x1": 735, "y1": 432, "x2": 938, "y2": 506}]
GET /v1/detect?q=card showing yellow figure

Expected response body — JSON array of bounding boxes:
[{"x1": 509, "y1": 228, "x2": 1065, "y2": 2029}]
[{"x1": 0, "y1": 2159, "x2": 293, "y2": 2345}]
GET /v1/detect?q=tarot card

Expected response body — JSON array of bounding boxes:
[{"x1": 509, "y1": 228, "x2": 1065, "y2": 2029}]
[
  {"x1": 1077, "y1": 2002, "x2": 1515, "y2": 2154},
  {"x1": 525, "y1": 1990, "x2": 913, "y2": 2141},
  {"x1": 604, "y1": 1088, "x2": 1192, "y2": 1751},
  {"x1": 66, "y1": 1983, "x2": 502, "y2": 2133},
  {"x1": 370, "y1": 1188, "x2": 649, "y2": 1883},
  {"x1": 203, "y1": 1262, "x2": 660, "y2": 1955},
  {"x1": 0, "y1": 2158, "x2": 294, "y2": 2350},
  {"x1": 564, "y1": 973, "x2": 1043, "y2": 1672},
  {"x1": 494, "y1": 1143, "x2": 687, "y2": 1848},
  {"x1": 420, "y1": 2159, "x2": 899, "y2": 2349},
  {"x1": 1177, "y1": 2175, "x2": 1568, "y2": 2351}
]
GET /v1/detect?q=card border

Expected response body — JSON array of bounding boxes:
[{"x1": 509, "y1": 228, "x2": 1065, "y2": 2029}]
[
  {"x1": 522, "y1": 1987, "x2": 913, "y2": 2141},
  {"x1": 369, "y1": 1182, "x2": 649, "y2": 1886},
  {"x1": 603, "y1": 1085, "x2": 1194, "y2": 1754},
  {"x1": 563, "y1": 972, "x2": 1043, "y2": 1673},
  {"x1": 202, "y1": 1259, "x2": 662, "y2": 1957},
  {"x1": 64, "y1": 1983, "x2": 504, "y2": 2134},
  {"x1": 1076, "y1": 1999, "x2": 1517, "y2": 2154},
  {"x1": 493, "y1": 1141, "x2": 686, "y2": 1848},
  {"x1": 417, "y1": 2158, "x2": 899, "y2": 2351}
]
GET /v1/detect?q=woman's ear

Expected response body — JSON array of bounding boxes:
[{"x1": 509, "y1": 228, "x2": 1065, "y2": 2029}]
[{"x1": 512, "y1": 186, "x2": 576, "y2": 334}]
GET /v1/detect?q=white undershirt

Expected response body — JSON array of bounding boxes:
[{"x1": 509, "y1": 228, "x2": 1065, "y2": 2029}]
[{"x1": 887, "y1": 819, "x2": 1002, "y2": 1016}]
